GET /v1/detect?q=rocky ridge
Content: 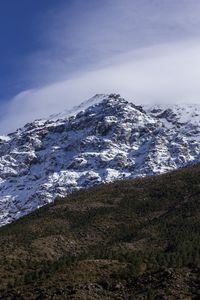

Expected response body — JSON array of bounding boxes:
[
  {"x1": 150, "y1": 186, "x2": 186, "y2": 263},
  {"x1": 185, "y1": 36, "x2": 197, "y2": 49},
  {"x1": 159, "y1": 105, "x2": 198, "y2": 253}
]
[{"x1": 0, "y1": 93, "x2": 200, "y2": 226}]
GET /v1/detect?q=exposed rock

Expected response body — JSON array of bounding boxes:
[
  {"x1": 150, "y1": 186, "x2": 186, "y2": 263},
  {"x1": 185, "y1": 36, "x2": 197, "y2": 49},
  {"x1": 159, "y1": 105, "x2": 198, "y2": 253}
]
[{"x1": 0, "y1": 94, "x2": 200, "y2": 226}]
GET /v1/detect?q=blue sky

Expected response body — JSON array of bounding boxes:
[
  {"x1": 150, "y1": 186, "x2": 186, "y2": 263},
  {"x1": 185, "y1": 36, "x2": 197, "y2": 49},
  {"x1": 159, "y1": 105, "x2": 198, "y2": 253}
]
[
  {"x1": 0, "y1": 0, "x2": 66, "y2": 100},
  {"x1": 1, "y1": 0, "x2": 200, "y2": 133}
]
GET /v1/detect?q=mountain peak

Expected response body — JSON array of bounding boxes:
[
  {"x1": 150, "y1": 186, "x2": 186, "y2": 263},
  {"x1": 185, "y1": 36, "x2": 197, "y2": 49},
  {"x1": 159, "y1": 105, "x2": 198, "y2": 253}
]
[
  {"x1": 49, "y1": 93, "x2": 124, "y2": 121},
  {"x1": 0, "y1": 95, "x2": 200, "y2": 226}
]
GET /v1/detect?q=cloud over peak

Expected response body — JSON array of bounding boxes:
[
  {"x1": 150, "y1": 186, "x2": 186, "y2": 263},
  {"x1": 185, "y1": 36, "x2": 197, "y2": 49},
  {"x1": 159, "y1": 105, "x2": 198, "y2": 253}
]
[{"x1": 1, "y1": 0, "x2": 200, "y2": 133}]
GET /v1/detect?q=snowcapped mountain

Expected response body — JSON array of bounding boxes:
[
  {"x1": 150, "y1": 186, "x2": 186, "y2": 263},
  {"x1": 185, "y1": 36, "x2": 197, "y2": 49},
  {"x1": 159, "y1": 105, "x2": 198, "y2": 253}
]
[{"x1": 0, "y1": 93, "x2": 200, "y2": 226}]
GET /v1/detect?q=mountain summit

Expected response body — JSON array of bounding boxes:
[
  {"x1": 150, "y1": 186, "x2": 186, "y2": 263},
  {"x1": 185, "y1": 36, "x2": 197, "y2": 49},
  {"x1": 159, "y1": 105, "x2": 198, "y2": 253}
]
[{"x1": 0, "y1": 94, "x2": 200, "y2": 226}]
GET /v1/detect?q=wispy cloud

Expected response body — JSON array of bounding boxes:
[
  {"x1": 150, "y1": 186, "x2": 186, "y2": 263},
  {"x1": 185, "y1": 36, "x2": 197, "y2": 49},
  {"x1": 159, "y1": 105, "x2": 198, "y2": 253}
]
[
  {"x1": 19, "y1": 0, "x2": 200, "y2": 87},
  {"x1": 1, "y1": 0, "x2": 200, "y2": 134},
  {"x1": 1, "y1": 39, "x2": 200, "y2": 134}
]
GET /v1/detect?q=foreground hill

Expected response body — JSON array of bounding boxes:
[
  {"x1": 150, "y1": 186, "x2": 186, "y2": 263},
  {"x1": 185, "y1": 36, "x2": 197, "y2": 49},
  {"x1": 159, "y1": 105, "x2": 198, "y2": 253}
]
[
  {"x1": 1, "y1": 93, "x2": 200, "y2": 226},
  {"x1": 1, "y1": 164, "x2": 200, "y2": 299}
]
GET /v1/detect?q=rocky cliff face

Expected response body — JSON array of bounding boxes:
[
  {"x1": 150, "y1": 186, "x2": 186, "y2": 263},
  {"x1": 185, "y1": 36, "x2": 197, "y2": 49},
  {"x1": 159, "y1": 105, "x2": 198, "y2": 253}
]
[{"x1": 0, "y1": 94, "x2": 200, "y2": 226}]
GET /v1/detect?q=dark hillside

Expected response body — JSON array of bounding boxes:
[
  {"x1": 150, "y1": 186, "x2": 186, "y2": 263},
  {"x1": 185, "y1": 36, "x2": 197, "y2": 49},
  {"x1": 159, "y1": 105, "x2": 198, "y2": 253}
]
[{"x1": 1, "y1": 164, "x2": 200, "y2": 299}]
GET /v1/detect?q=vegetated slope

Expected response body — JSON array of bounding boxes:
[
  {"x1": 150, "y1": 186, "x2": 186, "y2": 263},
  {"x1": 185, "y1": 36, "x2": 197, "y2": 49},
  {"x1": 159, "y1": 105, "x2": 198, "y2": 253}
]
[
  {"x1": 1, "y1": 164, "x2": 200, "y2": 299},
  {"x1": 1, "y1": 93, "x2": 200, "y2": 227}
]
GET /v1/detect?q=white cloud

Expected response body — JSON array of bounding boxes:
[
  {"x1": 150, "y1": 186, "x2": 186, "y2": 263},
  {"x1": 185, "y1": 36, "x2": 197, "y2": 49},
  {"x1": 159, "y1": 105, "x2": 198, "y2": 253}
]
[
  {"x1": 19, "y1": 0, "x2": 200, "y2": 88},
  {"x1": 1, "y1": 39, "x2": 200, "y2": 134},
  {"x1": 2, "y1": 0, "x2": 200, "y2": 134}
]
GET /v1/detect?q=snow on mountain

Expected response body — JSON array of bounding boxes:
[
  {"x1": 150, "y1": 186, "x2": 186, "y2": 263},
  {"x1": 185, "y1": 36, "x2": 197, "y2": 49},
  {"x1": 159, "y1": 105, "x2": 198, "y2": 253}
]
[
  {"x1": 146, "y1": 103, "x2": 200, "y2": 137},
  {"x1": 49, "y1": 94, "x2": 106, "y2": 120},
  {"x1": 0, "y1": 93, "x2": 200, "y2": 226}
]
